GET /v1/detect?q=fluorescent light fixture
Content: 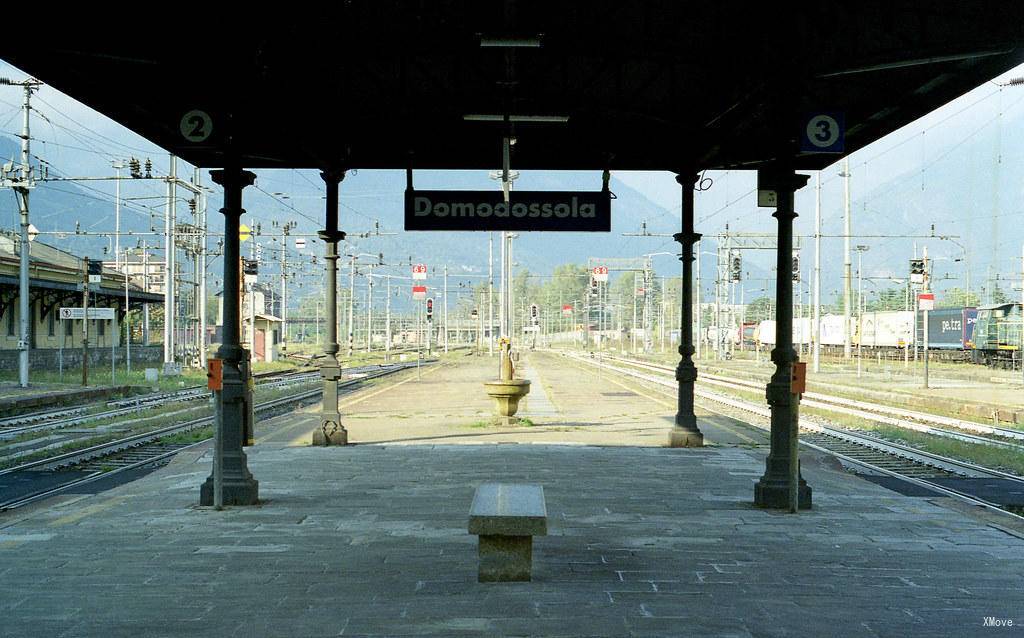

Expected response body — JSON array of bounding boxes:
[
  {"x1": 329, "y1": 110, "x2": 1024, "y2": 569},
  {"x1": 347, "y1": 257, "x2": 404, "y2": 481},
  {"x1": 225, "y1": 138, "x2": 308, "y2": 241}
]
[
  {"x1": 463, "y1": 114, "x2": 569, "y2": 123},
  {"x1": 479, "y1": 36, "x2": 542, "y2": 48}
]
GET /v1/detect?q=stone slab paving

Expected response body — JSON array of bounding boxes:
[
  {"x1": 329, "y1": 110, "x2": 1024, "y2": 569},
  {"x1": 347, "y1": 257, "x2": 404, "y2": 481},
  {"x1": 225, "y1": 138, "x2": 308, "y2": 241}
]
[
  {"x1": 2, "y1": 444, "x2": 1021, "y2": 638},
  {"x1": 1, "y1": 354, "x2": 1022, "y2": 637}
]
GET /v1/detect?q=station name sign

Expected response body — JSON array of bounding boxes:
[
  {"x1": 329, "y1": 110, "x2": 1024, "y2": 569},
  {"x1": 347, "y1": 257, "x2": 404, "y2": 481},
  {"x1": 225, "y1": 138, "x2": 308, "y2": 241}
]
[{"x1": 404, "y1": 189, "x2": 611, "y2": 232}]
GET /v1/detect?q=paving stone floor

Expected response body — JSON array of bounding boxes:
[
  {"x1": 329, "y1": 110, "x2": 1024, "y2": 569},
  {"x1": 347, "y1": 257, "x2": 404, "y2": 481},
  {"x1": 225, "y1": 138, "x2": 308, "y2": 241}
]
[
  {"x1": 1, "y1": 354, "x2": 1022, "y2": 637},
  {"x1": 3, "y1": 443, "x2": 1022, "y2": 637}
]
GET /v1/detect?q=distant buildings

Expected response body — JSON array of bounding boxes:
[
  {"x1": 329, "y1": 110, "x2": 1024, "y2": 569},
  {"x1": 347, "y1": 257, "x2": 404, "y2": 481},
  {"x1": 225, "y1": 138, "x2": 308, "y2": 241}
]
[
  {"x1": 0, "y1": 231, "x2": 163, "y2": 370},
  {"x1": 216, "y1": 282, "x2": 282, "y2": 362}
]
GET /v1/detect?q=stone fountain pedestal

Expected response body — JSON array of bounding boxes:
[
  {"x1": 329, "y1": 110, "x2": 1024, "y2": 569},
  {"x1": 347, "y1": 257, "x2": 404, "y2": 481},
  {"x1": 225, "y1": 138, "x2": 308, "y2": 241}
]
[
  {"x1": 484, "y1": 341, "x2": 531, "y2": 425},
  {"x1": 483, "y1": 378, "x2": 531, "y2": 426}
]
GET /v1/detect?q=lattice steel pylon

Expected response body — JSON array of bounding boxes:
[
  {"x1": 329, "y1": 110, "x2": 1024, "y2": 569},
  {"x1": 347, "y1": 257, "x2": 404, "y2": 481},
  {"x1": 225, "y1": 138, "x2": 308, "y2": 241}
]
[
  {"x1": 712, "y1": 230, "x2": 803, "y2": 358},
  {"x1": 588, "y1": 256, "x2": 654, "y2": 353}
]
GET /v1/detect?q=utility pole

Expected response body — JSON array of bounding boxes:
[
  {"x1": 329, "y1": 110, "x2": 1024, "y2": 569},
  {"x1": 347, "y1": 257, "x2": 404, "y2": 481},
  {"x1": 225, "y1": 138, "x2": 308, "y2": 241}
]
[
  {"x1": 488, "y1": 233, "x2": 494, "y2": 355},
  {"x1": 347, "y1": 254, "x2": 356, "y2": 357},
  {"x1": 626, "y1": 272, "x2": 634, "y2": 356},
  {"x1": 124, "y1": 245, "x2": 131, "y2": 376},
  {"x1": 197, "y1": 173, "x2": 208, "y2": 368},
  {"x1": 499, "y1": 231, "x2": 507, "y2": 339},
  {"x1": 280, "y1": 221, "x2": 295, "y2": 355},
  {"x1": 855, "y1": 246, "x2": 869, "y2": 378},
  {"x1": 366, "y1": 265, "x2": 373, "y2": 353},
  {"x1": 0, "y1": 78, "x2": 41, "y2": 387},
  {"x1": 113, "y1": 160, "x2": 124, "y2": 276},
  {"x1": 508, "y1": 233, "x2": 517, "y2": 341},
  {"x1": 444, "y1": 265, "x2": 449, "y2": 353},
  {"x1": 142, "y1": 240, "x2": 151, "y2": 345},
  {"x1": 385, "y1": 275, "x2": 392, "y2": 361},
  {"x1": 82, "y1": 257, "x2": 90, "y2": 386},
  {"x1": 923, "y1": 245, "x2": 930, "y2": 389},
  {"x1": 813, "y1": 172, "x2": 822, "y2": 373},
  {"x1": 696, "y1": 239, "x2": 702, "y2": 359},
  {"x1": 841, "y1": 158, "x2": 852, "y2": 359},
  {"x1": 643, "y1": 261, "x2": 653, "y2": 353},
  {"x1": 249, "y1": 232, "x2": 257, "y2": 356},
  {"x1": 164, "y1": 155, "x2": 177, "y2": 366}
]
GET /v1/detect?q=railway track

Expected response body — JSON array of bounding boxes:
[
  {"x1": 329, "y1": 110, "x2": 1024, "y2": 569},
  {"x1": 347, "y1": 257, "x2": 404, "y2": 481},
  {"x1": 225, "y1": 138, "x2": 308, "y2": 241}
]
[
  {"x1": 0, "y1": 367, "x2": 364, "y2": 440},
  {"x1": 561, "y1": 351, "x2": 1024, "y2": 520},
  {"x1": 603, "y1": 355, "x2": 1024, "y2": 450},
  {"x1": 0, "y1": 363, "x2": 423, "y2": 511}
]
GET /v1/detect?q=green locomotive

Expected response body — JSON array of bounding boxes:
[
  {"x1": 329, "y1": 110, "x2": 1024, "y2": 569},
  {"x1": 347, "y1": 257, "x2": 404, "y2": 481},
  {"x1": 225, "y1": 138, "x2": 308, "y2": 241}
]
[{"x1": 969, "y1": 303, "x2": 1022, "y2": 367}]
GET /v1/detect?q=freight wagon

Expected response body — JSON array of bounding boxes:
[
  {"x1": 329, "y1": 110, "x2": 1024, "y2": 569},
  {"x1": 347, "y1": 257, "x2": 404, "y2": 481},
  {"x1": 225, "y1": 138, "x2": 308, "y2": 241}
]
[
  {"x1": 926, "y1": 307, "x2": 977, "y2": 354},
  {"x1": 856, "y1": 311, "x2": 914, "y2": 348},
  {"x1": 818, "y1": 314, "x2": 857, "y2": 349},
  {"x1": 754, "y1": 318, "x2": 812, "y2": 346}
]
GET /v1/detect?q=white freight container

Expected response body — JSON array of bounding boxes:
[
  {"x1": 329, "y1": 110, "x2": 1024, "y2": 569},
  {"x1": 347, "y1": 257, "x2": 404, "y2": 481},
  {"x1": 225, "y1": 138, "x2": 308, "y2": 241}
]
[
  {"x1": 857, "y1": 310, "x2": 914, "y2": 348},
  {"x1": 755, "y1": 319, "x2": 812, "y2": 346},
  {"x1": 818, "y1": 314, "x2": 853, "y2": 346}
]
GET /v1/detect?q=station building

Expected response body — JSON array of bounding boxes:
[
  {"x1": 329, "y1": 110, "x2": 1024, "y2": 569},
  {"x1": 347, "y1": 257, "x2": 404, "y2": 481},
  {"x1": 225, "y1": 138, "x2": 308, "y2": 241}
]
[
  {"x1": 0, "y1": 231, "x2": 163, "y2": 370},
  {"x1": 215, "y1": 282, "x2": 282, "y2": 362}
]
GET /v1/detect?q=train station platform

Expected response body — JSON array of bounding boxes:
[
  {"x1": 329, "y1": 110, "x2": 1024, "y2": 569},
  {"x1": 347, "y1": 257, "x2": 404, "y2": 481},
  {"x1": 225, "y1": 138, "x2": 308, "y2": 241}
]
[{"x1": 1, "y1": 353, "x2": 1022, "y2": 637}]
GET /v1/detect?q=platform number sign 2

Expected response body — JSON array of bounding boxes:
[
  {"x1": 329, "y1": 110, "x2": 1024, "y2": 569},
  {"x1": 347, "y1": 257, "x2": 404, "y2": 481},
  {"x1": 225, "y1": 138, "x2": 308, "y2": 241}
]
[
  {"x1": 800, "y1": 112, "x2": 844, "y2": 153},
  {"x1": 180, "y1": 110, "x2": 213, "y2": 143}
]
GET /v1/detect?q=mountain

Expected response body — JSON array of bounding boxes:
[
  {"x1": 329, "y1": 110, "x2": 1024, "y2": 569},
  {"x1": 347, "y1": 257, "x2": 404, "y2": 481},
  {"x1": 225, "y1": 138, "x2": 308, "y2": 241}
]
[{"x1": 0, "y1": 137, "x2": 155, "y2": 260}]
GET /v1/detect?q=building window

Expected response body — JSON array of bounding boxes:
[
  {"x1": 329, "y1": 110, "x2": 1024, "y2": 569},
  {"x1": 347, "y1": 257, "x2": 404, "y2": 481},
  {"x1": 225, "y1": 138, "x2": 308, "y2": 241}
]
[
  {"x1": 97, "y1": 318, "x2": 105, "y2": 337},
  {"x1": 65, "y1": 318, "x2": 74, "y2": 337},
  {"x1": 48, "y1": 310, "x2": 55, "y2": 337},
  {"x1": 6, "y1": 308, "x2": 13, "y2": 336}
]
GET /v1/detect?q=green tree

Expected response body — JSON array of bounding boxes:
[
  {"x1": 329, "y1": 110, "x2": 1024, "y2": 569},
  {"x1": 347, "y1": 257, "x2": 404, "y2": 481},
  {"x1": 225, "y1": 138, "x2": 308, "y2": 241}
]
[
  {"x1": 939, "y1": 287, "x2": 980, "y2": 308},
  {"x1": 990, "y1": 284, "x2": 1011, "y2": 304},
  {"x1": 745, "y1": 296, "x2": 773, "y2": 323},
  {"x1": 865, "y1": 287, "x2": 906, "y2": 311}
]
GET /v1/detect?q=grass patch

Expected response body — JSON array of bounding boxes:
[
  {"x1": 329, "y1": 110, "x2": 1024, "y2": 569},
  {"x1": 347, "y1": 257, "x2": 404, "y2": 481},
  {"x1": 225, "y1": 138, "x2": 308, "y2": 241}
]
[
  {"x1": 160, "y1": 426, "x2": 213, "y2": 445},
  {"x1": 701, "y1": 382, "x2": 1024, "y2": 477},
  {"x1": 465, "y1": 417, "x2": 536, "y2": 428},
  {"x1": 866, "y1": 425, "x2": 1024, "y2": 477}
]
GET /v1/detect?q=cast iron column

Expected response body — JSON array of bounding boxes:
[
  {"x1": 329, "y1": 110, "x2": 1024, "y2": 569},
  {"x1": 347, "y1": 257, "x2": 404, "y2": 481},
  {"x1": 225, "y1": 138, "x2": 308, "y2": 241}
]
[
  {"x1": 754, "y1": 167, "x2": 812, "y2": 510},
  {"x1": 201, "y1": 166, "x2": 259, "y2": 506},
  {"x1": 669, "y1": 172, "x2": 704, "y2": 447},
  {"x1": 312, "y1": 169, "x2": 348, "y2": 445}
]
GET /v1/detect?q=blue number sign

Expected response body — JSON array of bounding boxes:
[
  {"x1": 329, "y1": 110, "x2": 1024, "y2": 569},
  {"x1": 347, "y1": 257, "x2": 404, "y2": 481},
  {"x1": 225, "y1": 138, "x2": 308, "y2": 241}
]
[{"x1": 800, "y1": 112, "x2": 845, "y2": 153}]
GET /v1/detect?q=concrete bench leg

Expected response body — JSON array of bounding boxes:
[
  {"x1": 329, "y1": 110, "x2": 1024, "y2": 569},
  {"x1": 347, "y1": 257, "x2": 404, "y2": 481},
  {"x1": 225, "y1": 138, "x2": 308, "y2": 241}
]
[{"x1": 478, "y1": 535, "x2": 532, "y2": 582}]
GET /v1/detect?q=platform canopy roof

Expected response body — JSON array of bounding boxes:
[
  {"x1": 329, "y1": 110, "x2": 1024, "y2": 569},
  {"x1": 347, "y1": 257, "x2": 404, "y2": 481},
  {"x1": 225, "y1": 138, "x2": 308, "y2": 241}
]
[{"x1": 4, "y1": 2, "x2": 1024, "y2": 172}]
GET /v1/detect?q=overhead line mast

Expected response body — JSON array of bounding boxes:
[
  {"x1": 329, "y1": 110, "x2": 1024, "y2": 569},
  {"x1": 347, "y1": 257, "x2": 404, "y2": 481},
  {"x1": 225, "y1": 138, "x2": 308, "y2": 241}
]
[{"x1": 0, "y1": 77, "x2": 41, "y2": 387}]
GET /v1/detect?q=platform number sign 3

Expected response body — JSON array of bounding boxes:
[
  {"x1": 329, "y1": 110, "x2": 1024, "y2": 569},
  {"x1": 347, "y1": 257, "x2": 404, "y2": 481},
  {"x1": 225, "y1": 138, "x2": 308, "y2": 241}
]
[
  {"x1": 800, "y1": 112, "x2": 844, "y2": 153},
  {"x1": 180, "y1": 110, "x2": 213, "y2": 143}
]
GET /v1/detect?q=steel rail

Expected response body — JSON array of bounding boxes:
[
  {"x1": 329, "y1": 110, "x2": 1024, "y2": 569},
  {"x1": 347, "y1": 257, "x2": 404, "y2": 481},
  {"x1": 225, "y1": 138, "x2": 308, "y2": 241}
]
[
  {"x1": 559, "y1": 351, "x2": 1024, "y2": 521},
  {"x1": 602, "y1": 355, "x2": 1024, "y2": 447},
  {"x1": 0, "y1": 363, "x2": 423, "y2": 510}
]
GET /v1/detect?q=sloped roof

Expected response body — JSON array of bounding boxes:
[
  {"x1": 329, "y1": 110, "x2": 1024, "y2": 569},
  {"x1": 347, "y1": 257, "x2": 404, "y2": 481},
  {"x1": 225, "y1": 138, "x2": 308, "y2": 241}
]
[{"x1": 2, "y1": 3, "x2": 1022, "y2": 172}]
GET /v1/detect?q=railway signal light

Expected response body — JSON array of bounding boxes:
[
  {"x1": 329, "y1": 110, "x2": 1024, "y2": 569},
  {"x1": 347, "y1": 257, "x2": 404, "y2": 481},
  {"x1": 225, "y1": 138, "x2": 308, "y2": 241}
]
[
  {"x1": 791, "y1": 252, "x2": 800, "y2": 282},
  {"x1": 910, "y1": 258, "x2": 925, "y2": 284},
  {"x1": 530, "y1": 303, "x2": 539, "y2": 325},
  {"x1": 730, "y1": 252, "x2": 742, "y2": 282},
  {"x1": 426, "y1": 297, "x2": 434, "y2": 320}
]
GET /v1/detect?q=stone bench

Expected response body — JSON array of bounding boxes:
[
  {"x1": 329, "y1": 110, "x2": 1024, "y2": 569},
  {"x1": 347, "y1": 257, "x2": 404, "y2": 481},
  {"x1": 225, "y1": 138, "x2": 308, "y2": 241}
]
[{"x1": 468, "y1": 483, "x2": 547, "y2": 582}]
